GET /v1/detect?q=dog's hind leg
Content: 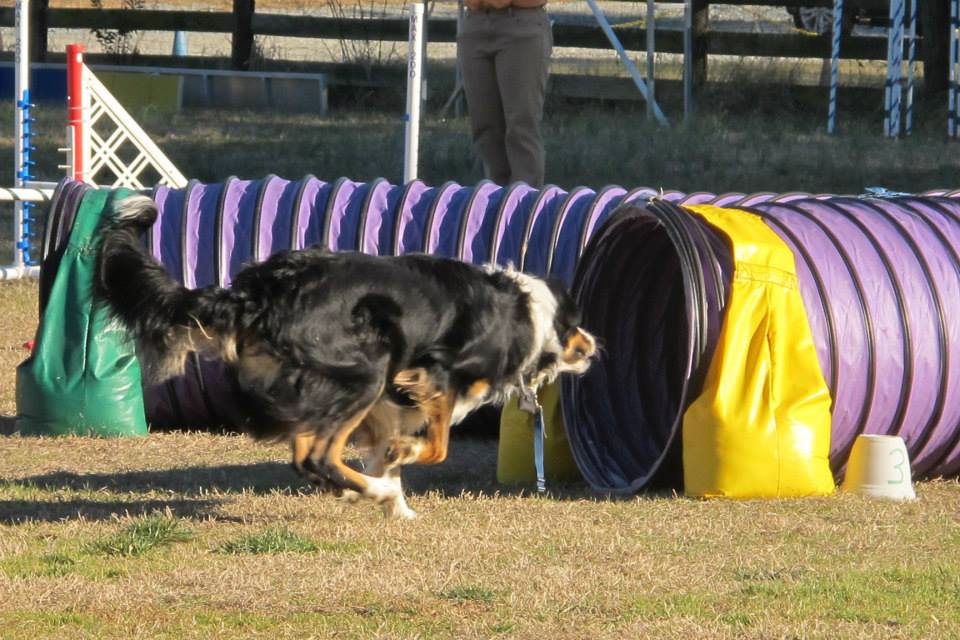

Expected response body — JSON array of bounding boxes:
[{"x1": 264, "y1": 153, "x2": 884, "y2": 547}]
[
  {"x1": 376, "y1": 468, "x2": 415, "y2": 520},
  {"x1": 340, "y1": 400, "x2": 422, "y2": 517},
  {"x1": 291, "y1": 430, "x2": 340, "y2": 493},
  {"x1": 312, "y1": 404, "x2": 414, "y2": 518},
  {"x1": 355, "y1": 430, "x2": 417, "y2": 519},
  {"x1": 292, "y1": 431, "x2": 316, "y2": 477}
]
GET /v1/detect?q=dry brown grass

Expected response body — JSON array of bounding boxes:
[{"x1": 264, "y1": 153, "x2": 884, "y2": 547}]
[
  {"x1": 1, "y1": 279, "x2": 960, "y2": 639},
  {"x1": 0, "y1": 279, "x2": 38, "y2": 418}
]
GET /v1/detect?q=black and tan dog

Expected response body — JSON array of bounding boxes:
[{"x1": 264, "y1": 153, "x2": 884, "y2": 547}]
[{"x1": 95, "y1": 195, "x2": 596, "y2": 518}]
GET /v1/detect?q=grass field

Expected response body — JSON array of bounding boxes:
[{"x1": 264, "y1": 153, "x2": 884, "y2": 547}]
[
  {"x1": 0, "y1": 278, "x2": 958, "y2": 639},
  {"x1": 1, "y1": 93, "x2": 960, "y2": 637}
]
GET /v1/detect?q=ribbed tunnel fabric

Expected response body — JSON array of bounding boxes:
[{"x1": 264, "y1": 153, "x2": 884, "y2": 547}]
[
  {"x1": 563, "y1": 192, "x2": 960, "y2": 490},
  {"x1": 38, "y1": 178, "x2": 960, "y2": 487}
]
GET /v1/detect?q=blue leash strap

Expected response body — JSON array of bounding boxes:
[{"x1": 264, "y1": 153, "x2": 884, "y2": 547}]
[
  {"x1": 518, "y1": 385, "x2": 547, "y2": 494},
  {"x1": 533, "y1": 406, "x2": 546, "y2": 494}
]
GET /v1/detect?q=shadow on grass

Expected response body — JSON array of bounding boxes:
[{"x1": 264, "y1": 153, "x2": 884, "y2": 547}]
[
  {"x1": 13, "y1": 461, "x2": 302, "y2": 496},
  {"x1": 11, "y1": 455, "x2": 518, "y2": 501},
  {"x1": 0, "y1": 497, "x2": 225, "y2": 524},
  {"x1": 6, "y1": 434, "x2": 632, "y2": 506}
]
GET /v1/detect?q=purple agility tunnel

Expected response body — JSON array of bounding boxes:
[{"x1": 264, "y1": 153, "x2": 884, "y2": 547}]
[
  {"x1": 37, "y1": 177, "x2": 960, "y2": 490},
  {"x1": 41, "y1": 177, "x2": 678, "y2": 430},
  {"x1": 563, "y1": 192, "x2": 960, "y2": 492},
  {"x1": 142, "y1": 176, "x2": 654, "y2": 289}
]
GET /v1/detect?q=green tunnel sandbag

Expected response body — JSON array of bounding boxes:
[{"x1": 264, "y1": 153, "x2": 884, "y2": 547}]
[{"x1": 16, "y1": 187, "x2": 148, "y2": 437}]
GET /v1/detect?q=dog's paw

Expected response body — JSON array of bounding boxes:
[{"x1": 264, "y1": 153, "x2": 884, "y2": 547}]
[
  {"x1": 311, "y1": 475, "x2": 345, "y2": 497},
  {"x1": 385, "y1": 435, "x2": 424, "y2": 467},
  {"x1": 296, "y1": 462, "x2": 346, "y2": 496},
  {"x1": 339, "y1": 488, "x2": 362, "y2": 503},
  {"x1": 380, "y1": 496, "x2": 417, "y2": 520},
  {"x1": 386, "y1": 503, "x2": 418, "y2": 520}
]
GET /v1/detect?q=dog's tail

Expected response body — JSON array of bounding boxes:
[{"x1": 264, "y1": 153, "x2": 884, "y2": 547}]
[{"x1": 96, "y1": 194, "x2": 240, "y2": 383}]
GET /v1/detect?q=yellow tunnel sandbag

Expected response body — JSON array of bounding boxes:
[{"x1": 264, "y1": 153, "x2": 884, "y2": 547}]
[
  {"x1": 497, "y1": 381, "x2": 583, "y2": 485},
  {"x1": 681, "y1": 204, "x2": 834, "y2": 498}
]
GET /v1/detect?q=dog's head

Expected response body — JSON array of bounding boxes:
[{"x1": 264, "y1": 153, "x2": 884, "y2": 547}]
[
  {"x1": 506, "y1": 270, "x2": 597, "y2": 387},
  {"x1": 545, "y1": 278, "x2": 597, "y2": 375}
]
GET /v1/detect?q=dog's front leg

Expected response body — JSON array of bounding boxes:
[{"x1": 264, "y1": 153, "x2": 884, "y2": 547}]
[
  {"x1": 388, "y1": 368, "x2": 455, "y2": 466},
  {"x1": 413, "y1": 390, "x2": 454, "y2": 464}
]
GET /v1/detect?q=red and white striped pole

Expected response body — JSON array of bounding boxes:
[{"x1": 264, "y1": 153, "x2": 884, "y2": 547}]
[{"x1": 65, "y1": 43, "x2": 86, "y2": 181}]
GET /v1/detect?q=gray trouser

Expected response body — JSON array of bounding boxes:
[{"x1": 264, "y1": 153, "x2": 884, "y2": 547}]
[{"x1": 457, "y1": 7, "x2": 552, "y2": 188}]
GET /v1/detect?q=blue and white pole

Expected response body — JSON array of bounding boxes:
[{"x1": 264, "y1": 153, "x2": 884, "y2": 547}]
[
  {"x1": 585, "y1": 0, "x2": 668, "y2": 126},
  {"x1": 827, "y1": 0, "x2": 843, "y2": 135},
  {"x1": 14, "y1": 0, "x2": 35, "y2": 268},
  {"x1": 884, "y1": 0, "x2": 904, "y2": 137},
  {"x1": 402, "y1": 3, "x2": 424, "y2": 184},
  {"x1": 904, "y1": 0, "x2": 917, "y2": 135}
]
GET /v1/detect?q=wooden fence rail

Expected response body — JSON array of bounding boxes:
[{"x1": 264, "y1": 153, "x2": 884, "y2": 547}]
[{"x1": 0, "y1": 1, "x2": 950, "y2": 96}]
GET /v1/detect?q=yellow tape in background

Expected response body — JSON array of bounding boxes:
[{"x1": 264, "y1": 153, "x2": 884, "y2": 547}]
[{"x1": 682, "y1": 205, "x2": 835, "y2": 498}]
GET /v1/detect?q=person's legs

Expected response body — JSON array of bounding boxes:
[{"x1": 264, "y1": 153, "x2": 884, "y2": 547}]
[
  {"x1": 458, "y1": 15, "x2": 511, "y2": 185},
  {"x1": 495, "y1": 8, "x2": 552, "y2": 188}
]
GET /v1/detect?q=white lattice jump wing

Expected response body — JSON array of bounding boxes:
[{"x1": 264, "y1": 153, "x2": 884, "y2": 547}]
[{"x1": 83, "y1": 66, "x2": 187, "y2": 189}]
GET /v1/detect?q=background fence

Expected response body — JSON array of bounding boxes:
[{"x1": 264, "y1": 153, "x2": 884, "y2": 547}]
[{"x1": 0, "y1": 0, "x2": 952, "y2": 102}]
